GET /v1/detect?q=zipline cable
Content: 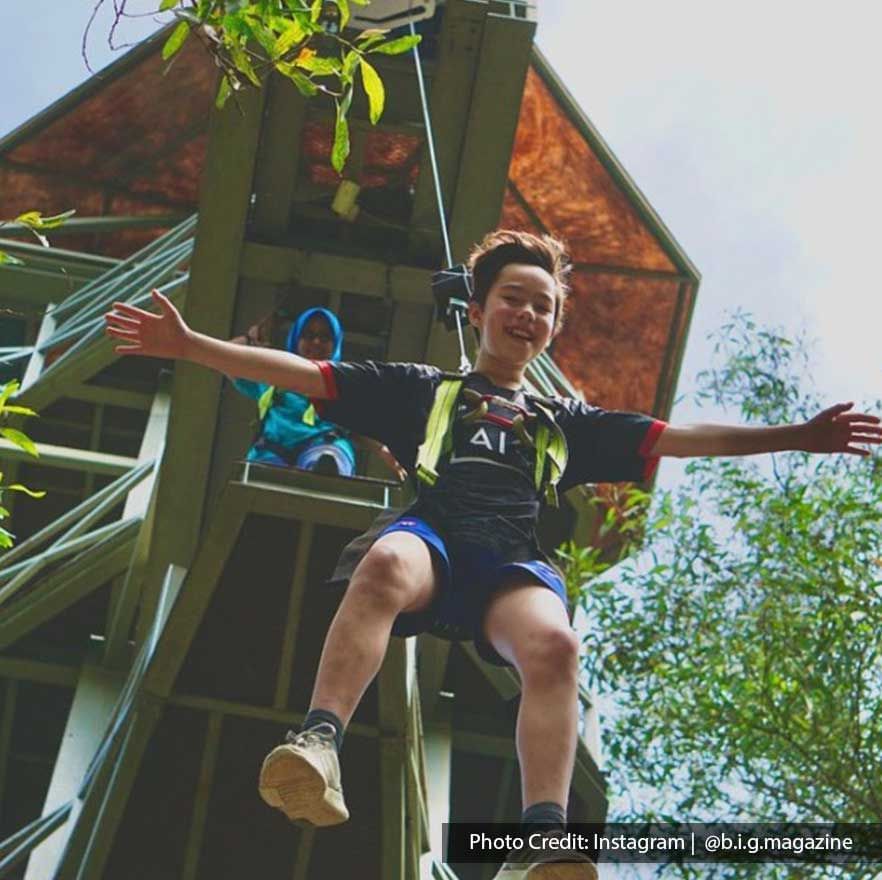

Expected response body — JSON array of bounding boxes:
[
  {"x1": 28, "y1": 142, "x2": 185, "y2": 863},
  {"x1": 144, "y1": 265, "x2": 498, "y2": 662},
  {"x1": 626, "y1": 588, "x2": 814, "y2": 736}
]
[{"x1": 408, "y1": 19, "x2": 472, "y2": 373}]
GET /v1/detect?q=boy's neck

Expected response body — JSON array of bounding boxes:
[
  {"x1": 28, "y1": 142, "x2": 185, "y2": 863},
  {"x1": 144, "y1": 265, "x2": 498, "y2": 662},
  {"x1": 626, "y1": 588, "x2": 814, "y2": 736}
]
[{"x1": 472, "y1": 352, "x2": 526, "y2": 390}]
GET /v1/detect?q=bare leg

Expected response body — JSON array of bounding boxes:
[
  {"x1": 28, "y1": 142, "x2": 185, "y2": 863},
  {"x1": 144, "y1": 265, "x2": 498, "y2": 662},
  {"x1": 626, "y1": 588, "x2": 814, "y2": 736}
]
[
  {"x1": 309, "y1": 531, "x2": 440, "y2": 726},
  {"x1": 482, "y1": 582, "x2": 580, "y2": 809}
]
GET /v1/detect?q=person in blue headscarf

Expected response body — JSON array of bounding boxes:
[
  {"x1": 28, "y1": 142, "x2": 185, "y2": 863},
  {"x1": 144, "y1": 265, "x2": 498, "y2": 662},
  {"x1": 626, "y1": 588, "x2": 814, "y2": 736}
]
[{"x1": 232, "y1": 307, "x2": 403, "y2": 478}]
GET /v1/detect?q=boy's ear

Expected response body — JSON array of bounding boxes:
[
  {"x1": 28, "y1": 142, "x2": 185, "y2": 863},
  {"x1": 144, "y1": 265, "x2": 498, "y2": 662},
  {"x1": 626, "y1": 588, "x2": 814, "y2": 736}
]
[{"x1": 467, "y1": 298, "x2": 483, "y2": 330}]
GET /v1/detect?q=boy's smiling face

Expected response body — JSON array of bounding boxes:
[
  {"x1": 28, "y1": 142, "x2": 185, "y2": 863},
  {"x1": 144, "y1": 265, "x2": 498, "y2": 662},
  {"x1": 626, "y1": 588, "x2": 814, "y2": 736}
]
[{"x1": 468, "y1": 263, "x2": 558, "y2": 368}]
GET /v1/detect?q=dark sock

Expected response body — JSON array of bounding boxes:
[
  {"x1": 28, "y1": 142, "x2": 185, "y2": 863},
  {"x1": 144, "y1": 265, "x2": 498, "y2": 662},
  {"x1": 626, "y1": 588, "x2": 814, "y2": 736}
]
[
  {"x1": 301, "y1": 708, "x2": 345, "y2": 753},
  {"x1": 521, "y1": 801, "x2": 566, "y2": 834}
]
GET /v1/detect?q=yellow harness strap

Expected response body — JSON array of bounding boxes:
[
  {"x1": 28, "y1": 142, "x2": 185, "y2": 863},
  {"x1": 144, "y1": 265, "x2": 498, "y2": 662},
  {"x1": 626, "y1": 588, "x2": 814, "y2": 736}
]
[
  {"x1": 416, "y1": 380, "x2": 569, "y2": 506},
  {"x1": 415, "y1": 378, "x2": 463, "y2": 486}
]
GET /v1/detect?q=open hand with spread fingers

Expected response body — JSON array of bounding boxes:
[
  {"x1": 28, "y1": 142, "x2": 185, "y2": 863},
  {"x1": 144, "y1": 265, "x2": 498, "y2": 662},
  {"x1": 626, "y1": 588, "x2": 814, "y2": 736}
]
[
  {"x1": 104, "y1": 289, "x2": 192, "y2": 359},
  {"x1": 800, "y1": 402, "x2": 882, "y2": 456}
]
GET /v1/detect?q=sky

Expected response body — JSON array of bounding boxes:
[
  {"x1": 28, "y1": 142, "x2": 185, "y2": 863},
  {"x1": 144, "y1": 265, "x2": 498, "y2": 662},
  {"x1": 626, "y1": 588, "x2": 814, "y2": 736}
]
[{"x1": 2, "y1": 0, "x2": 880, "y2": 447}]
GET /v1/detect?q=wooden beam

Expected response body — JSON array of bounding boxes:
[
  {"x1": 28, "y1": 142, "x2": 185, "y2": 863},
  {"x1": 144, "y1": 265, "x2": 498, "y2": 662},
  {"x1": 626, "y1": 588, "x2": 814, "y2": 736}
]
[
  {"x1": 417, "y1": 634, "x2": 452, "y2": 721},
  {"x1": 239, "y1": 241, "x2": 433, "y2": 303},
  {"x1": 273, "y1": 521, "x2": 314, "y2": 709},
  {"x1": 135, "y1": 83, "x2": 267, "y2": 646},
  {"x1": 142, "y1": 484, "x2": 250, "y2": 697},
  {"x1": 251, "y1": 75, "x2": 309, "y2": 241},
  {"x1": 180, "y1": 712, "x2": 223, "y2": 880},
  {"x1": 408, "y1": 0, "x2": 488, "y2": 259},
  {"x1": 66, "y1": 384, "x2": 154, "y2": 411},
  {"x1": 378, "y1": 638, "x2": 411, "y2": 880},
  {"x1": 0, "y1": 658, "x2": 77, "y2": 688}
]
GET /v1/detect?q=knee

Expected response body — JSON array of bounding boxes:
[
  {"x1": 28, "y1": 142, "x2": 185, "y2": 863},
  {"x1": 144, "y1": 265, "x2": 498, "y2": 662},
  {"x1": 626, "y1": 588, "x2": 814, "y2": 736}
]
[
  {"x1": 348, "y1": 542, "x2": 414, "y2": 612},
  {"x1": 517, "y1": 627, "x2": 580, "y2": 688}
]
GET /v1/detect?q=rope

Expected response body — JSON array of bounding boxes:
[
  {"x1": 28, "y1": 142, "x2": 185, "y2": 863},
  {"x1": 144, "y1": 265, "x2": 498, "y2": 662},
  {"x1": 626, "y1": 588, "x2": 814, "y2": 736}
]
[{"x1": 409, "y1": 20, "x2": 472, "y2": 373}]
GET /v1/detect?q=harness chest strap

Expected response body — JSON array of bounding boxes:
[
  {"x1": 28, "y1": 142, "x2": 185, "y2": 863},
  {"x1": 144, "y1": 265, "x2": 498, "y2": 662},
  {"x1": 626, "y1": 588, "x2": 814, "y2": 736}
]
[{"x1": 414, "y1": 378, "x2": 569, "y2": 505}]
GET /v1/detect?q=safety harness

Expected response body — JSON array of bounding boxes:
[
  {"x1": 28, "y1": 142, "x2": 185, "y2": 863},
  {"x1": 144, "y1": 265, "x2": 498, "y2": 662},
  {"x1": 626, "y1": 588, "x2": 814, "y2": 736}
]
[{"x1": 414, "y1": 378, "x2": 569, "y2": 507}]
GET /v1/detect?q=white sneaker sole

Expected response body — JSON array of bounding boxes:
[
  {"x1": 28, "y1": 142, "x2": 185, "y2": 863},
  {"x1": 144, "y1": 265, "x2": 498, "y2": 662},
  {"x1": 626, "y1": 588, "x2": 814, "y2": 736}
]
[{"x1": 258, "y1": 747, "x2": 349, "y2": 827}]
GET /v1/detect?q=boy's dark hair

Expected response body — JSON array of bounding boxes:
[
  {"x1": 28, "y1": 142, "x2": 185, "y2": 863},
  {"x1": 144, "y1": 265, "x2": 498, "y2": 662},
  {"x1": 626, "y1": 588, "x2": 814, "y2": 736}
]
[{"x1": 466, "y1": 230, "x2": 571, "y2": 334}]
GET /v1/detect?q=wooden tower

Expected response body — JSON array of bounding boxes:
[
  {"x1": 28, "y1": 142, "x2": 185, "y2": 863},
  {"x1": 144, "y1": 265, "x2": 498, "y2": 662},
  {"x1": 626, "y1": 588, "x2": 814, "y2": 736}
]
[{"x1": 0, "y1": 2, "x2": 699, "y2": 877}]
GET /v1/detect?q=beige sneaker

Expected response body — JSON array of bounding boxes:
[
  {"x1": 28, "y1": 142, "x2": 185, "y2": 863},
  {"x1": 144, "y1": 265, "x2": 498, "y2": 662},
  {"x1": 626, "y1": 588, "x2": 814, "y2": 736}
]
[{"x1": 258, "y1": 723, "x2": 350, "y2": 826}]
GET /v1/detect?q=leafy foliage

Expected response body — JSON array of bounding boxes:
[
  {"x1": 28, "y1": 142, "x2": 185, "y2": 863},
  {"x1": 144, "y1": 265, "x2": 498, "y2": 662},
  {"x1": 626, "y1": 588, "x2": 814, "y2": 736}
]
[
  {"x1": 0, "y1": 210, "x2": 76, "y2": 265},
  {"x1": 144, "y1": 1, "x2": 420, "y2": 173},
  {"x1": 0, "y1": 380, "x2": 44, "y2": 550},
  {"x1": 559, "y1": 312, "x2": 882, "y2": 878}
]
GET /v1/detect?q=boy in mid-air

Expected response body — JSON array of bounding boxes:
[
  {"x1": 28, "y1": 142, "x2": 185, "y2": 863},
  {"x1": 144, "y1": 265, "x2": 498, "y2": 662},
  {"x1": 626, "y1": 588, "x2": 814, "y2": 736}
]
[{"x1": 105, "y1": 231, "x2": 880, "y2": 879}]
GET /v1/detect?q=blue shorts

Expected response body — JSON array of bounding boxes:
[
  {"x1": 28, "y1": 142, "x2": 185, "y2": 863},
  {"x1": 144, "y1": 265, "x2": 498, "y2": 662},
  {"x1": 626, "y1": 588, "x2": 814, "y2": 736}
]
[{"x1": 378, "y1": 515, "x2": 568, "y2": 667}]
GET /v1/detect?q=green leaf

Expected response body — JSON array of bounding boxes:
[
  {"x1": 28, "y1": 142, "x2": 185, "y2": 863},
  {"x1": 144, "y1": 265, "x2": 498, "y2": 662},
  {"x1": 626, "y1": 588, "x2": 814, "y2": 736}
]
[
  {"x1": 1, "y1": 427, "x2": 38, "y2": 457},
  {"x1": 14, "y1": 211, "x2": 42, "y2": 228},
  {"x1": 295, "y1": 53, "x2": 341, "y2": 75},
  {"x1": 7, "y1": 483, "x2": 46, "y2": 498},
  {"x1": 370, "y1": 34, "x2": 421, "y2": 55},
  {"x1": 359, "y1": 58, "x2": 384, "y2": 124},
  {"x1": 272, "y1": 19, "x2": 306, "y2": 57},
  {"x1": 335, "y1": 0, "x2": 350, "y2": 27},
  {"x1": 0, "y1": 528, "x2": 14, "y2": 549},
  {"x1": 355, "y1": 28, "x2": 387, "y2": 51},
  {"x1": 332, "y1": 95, "x2": 351, "y2": 173},
  {"x1": 341, "y1": 48, "x2": 361, "y2": 83},
  {"x1": 0, "y1": 405, "x2": 37, "y2": 418},
  {"x1": 216, "y1": 75, "x2": 233, "y2": 108},
  {"x1": 275, "y1": 62, "x2": 318, "y2": 96},
  {"x1": 0, "y1": 381, "x2": 19, "y2": 408},
  {"x1": 230, "y1": 43, "x2": 262, "y2": 86},
  {"x1": 310, "y1": 0, "x2": 322, "y2": 23},
  {"x1": 0, "y1": 251, "x2": 24, "y2": 266},
  {"x1": 159, "y1": 0, "x2": 178, "y2": 10},
  {"x1": 162, "y1": 20, "x2": 191, "y2": 60}
]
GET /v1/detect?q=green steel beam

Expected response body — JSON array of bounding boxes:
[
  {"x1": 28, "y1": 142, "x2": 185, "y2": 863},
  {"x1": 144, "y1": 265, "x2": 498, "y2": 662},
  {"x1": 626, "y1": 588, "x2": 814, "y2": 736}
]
[
  {"x1": 24, "y1": 663, "x2": 123, "y2": 880},
  {"x1": 0, "y1": 524, "x2": 138, "y2": 650},
  {"x1": 180, "y1": 712, "x2": 223, "y2": 880},
  {"x1": 105, "y1": 377, "x2": 172, "y2": 666},
  {"x1": 0, "y1": 439, "x2": 137, "y2": 476},
  {"x1": 273, "y1": 521, "x2": 314, "y2": 709},
  {"x1": 421, "y1": 697, "x2": 453, "y2": 874},
  {"x1": 239, "y1": 241, "x2": 433, "y2": 303},
  {"x1": 0, "y1": 680, "x2": 17, "y2": 826},
  {"x1": 134, "y1": 83, "x2": 267, "y2": 650},
  {"x1": 0, "y1": 216, "x2": 186, "y2": 240},
  {"x1": 58, "y1": 692, "x2": 166, "y2": 880}
]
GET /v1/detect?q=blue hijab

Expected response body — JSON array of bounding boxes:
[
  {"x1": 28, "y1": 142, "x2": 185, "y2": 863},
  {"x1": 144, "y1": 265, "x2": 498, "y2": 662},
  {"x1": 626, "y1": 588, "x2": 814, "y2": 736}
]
[{"x1": 286, "y1": 307, "x2": 344, "y2": 361}]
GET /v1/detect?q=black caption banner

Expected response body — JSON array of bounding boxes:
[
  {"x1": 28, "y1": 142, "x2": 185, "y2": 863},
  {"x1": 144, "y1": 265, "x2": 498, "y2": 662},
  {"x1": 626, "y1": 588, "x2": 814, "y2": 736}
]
[{"x1": 444, "y1": 823, "x2": 882, "y2": 864}]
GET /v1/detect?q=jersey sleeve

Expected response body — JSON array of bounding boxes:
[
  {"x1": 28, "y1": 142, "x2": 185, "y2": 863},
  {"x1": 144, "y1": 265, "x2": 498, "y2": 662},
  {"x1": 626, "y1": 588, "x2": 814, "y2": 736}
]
[
  {"x1": 556, "y1": 401, "x2": 667, "y2": 489},
  {"x1": 312, "y1": 360, "x2": 440, "y2": 464}
]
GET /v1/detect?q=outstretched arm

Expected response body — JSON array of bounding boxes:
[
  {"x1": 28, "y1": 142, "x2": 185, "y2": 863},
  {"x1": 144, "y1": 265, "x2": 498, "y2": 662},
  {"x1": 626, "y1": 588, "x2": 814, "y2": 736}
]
[
  {"x1": 104, "y1": 290, "x2": 328, "y2": 399},
  {"x1": 648, "y1": 403, "x2": 881, "y2": 458}
]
